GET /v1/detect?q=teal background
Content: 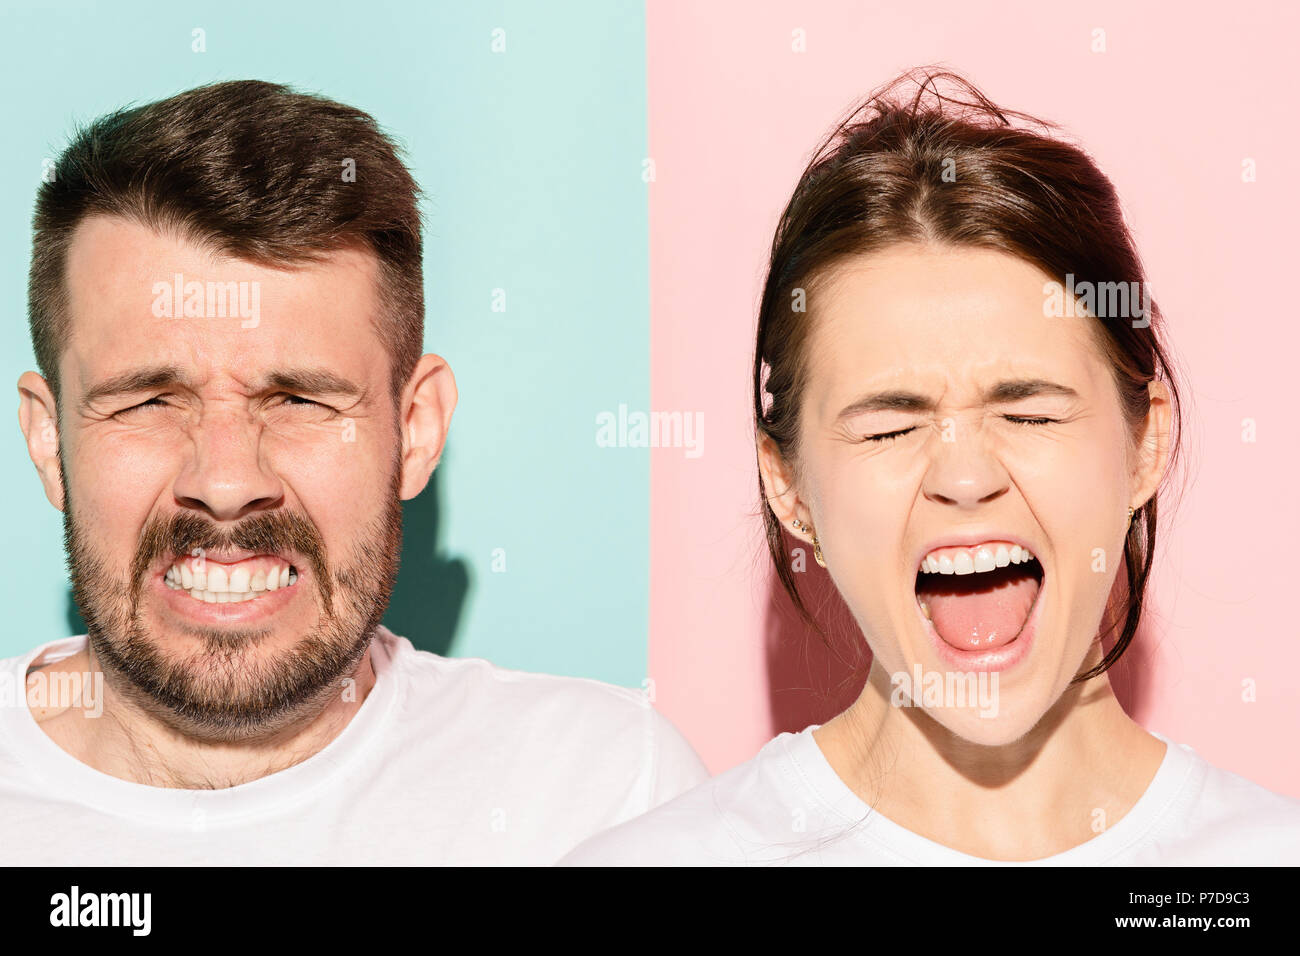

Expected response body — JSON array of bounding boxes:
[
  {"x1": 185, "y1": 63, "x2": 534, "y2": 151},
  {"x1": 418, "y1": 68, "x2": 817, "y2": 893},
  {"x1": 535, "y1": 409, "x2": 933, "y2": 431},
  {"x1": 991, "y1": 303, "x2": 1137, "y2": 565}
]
[{"x1": 0, "y1": 0, "x2": 650, "y2": 685}]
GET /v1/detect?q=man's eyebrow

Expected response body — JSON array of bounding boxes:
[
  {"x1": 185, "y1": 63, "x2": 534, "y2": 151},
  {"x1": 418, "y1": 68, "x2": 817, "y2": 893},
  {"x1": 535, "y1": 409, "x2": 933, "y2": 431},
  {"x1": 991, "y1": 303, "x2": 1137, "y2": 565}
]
[
  {"x1": 79, "y1": 366, "x2": 366, "y2": 410},
  {"x1": 837, "y1": 379, "x2": 1080, "y2": 418},
  {"x1": 80, "y1": 366, "x2": 189, "y2": 409},
  {"x1": 263, "y1": 369, "x2": 365, "y2": 398}
]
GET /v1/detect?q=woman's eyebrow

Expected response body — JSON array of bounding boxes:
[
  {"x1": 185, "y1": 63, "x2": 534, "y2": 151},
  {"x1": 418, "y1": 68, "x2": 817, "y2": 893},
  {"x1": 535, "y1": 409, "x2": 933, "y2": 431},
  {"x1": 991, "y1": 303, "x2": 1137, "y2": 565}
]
[{"x1": 836, "y1": 379, "x2": 1079, "y2": 419}]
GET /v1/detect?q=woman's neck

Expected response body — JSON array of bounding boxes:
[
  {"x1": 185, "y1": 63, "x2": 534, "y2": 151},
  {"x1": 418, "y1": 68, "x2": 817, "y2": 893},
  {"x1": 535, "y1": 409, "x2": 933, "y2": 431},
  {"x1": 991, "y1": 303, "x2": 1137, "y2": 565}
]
[{"x1": 813, "y1": 653, "x2": 1167, "y2": 861}]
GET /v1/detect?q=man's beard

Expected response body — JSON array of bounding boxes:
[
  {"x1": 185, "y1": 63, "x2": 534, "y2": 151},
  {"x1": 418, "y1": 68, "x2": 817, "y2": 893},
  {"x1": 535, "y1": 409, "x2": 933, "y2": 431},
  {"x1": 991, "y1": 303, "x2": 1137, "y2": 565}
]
[{"x1": 61, "y1": 460, "x2": 404, "y2": 742}]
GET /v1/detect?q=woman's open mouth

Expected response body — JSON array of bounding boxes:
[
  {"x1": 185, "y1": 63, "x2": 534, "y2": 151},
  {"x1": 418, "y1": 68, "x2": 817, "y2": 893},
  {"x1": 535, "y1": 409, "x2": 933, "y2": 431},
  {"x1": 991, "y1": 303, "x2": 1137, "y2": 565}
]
[{"x1": 914, "y1": 542, "x2": 1044, "y2": 670}]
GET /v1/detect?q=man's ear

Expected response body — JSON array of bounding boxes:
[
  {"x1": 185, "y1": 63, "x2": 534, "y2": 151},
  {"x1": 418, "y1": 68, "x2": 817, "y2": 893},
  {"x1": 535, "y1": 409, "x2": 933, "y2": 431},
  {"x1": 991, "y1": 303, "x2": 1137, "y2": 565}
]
[
  {"x1": 397, "y1": 353, "x2": 458, "y2": 501},
  {"x1": 1130, "y1": 379, "x2": 1172, "y2": 513},
  {"x1": 17, "y1": 371, "x2": 65, "y2": 512},
  {"x1": 757, "y1": 432, "x2": 815, "y2": 546}
]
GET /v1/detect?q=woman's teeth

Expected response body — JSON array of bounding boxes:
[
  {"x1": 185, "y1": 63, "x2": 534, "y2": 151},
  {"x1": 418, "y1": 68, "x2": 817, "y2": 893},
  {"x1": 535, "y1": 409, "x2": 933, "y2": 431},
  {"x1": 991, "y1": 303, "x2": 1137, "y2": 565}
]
[
  {"x1": 921, "y1": 544, "x2": 1036, "y2": 576},
  {"x1": 163, "y1": 563, "x2": 298, "y2": 603}
]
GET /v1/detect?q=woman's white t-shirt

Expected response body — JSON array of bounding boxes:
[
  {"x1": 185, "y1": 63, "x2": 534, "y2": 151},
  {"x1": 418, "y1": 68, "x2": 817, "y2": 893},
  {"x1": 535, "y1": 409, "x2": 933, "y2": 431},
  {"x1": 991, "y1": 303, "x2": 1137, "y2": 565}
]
[{"x1": 561, "y1": 726, "x2": 1300, "y2": 865}]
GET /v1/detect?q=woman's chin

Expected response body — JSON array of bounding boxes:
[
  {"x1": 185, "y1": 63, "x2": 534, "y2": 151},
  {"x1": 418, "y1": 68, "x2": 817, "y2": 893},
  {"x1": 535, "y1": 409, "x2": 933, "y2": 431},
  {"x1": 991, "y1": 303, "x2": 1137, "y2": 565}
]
[
  {"x1": 887, "y1": 644, "x2": 1062, "y2": 747},
  {"x1": 924, "y1": 703, "x2": 1050, "y2": 748}
]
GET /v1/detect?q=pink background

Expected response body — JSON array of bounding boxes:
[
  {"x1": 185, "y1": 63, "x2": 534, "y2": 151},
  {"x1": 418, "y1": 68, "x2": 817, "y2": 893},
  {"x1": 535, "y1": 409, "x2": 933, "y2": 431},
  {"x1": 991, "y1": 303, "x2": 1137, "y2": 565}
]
[{"x1": 646, "y1": 0, "x2": 1300, "y2": 796}]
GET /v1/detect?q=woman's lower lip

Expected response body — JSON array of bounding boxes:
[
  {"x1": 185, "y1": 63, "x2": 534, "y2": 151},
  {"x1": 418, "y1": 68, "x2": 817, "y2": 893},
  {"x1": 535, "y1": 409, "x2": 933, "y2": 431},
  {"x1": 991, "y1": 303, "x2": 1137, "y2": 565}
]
[
  {"x1": 152, "y1": 569, "x2": 301, "y2": 623},
  {"x1": 915, "y1": 580, "x2": 1043, "y2": 673}
]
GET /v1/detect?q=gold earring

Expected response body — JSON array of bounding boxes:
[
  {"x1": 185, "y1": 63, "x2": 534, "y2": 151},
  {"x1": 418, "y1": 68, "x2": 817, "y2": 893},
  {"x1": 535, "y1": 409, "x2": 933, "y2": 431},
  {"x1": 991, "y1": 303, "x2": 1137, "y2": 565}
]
[
  {"x1": 790, "y1": 518, "x2": 826, "y2": 567},
  {"x1": 1127, "y1": 506, "x2": 1135, "y2": 525}
]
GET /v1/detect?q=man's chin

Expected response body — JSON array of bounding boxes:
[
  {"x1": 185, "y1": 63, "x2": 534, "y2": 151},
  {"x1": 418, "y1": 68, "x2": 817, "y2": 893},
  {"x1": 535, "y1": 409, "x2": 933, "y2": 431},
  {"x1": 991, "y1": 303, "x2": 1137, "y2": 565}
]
[{"x1": 90, "y1": 618, "x2": 371, "y2": 742}]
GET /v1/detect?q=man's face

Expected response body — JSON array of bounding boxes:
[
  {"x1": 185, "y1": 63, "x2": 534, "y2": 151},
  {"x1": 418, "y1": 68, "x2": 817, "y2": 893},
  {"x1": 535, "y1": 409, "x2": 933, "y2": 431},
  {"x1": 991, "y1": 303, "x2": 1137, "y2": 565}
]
[{"x1": 55, "y1": 215, "x2": 405, "y2": 739}]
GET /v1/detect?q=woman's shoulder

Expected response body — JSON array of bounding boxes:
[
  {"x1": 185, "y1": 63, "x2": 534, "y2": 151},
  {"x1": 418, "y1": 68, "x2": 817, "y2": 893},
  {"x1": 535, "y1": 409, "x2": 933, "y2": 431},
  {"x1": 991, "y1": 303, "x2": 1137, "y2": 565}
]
[{"x1": 1141, "y1": 735, "x2": 1300, "y2": 865}]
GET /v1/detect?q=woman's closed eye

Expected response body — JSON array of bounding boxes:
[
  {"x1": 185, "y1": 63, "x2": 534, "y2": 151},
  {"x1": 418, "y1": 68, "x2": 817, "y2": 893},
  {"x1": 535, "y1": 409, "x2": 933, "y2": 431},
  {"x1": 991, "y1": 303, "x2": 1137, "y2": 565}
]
[
  {"x1": 859, "y1": 415, "x2": 1061, "y2": 443},
  {"x1": 860, "y1": 426, "x2": 917, "y2": 444}
]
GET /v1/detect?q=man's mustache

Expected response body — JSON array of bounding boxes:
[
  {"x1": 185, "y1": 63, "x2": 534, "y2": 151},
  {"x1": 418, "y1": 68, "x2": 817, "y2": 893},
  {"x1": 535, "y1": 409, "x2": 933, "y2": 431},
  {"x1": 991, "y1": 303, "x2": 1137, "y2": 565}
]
[{"x1": 130, "y1": 510, "x2": 331, "y2": 604}]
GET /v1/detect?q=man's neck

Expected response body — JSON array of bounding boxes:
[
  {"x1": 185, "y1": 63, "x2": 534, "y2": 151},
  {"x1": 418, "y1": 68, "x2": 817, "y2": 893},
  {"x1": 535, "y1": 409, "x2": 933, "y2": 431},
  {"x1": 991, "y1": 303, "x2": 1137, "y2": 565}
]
[{"x1": 26, "y1": 642, "x2": 378, "y2": 789}]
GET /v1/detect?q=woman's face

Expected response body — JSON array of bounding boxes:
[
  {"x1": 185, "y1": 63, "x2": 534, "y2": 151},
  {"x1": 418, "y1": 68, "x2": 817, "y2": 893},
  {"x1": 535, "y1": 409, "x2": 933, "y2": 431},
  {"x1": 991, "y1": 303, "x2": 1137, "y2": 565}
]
[{"x1": 763, "y1": 244, "x2": 1167, "y2": 745}]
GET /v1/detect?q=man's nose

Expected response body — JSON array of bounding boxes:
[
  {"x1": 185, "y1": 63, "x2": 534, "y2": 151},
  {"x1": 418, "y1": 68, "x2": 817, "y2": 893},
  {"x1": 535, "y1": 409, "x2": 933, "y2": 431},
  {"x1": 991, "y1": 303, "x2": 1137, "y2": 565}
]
[{"x1": 171, "y1": 413, "x2": 284, "y2": 521}]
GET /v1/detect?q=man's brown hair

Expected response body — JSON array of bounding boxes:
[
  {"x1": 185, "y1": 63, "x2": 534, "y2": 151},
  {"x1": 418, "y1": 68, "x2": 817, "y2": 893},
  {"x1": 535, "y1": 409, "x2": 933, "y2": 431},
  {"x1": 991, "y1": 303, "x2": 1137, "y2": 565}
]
[{"x1": 28, "y1": 79, "x2": 424, "y2": 404}]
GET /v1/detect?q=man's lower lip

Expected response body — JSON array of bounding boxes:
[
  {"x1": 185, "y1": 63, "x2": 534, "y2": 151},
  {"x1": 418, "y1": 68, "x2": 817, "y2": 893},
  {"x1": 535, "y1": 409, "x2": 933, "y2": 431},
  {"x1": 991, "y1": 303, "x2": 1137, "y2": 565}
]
[
  {"x1": 914, "y1": 582, "x2": 1043, "y2": 673},
  {"x1": 153, "y1": 571, "x2": 301, "y2": 621}
]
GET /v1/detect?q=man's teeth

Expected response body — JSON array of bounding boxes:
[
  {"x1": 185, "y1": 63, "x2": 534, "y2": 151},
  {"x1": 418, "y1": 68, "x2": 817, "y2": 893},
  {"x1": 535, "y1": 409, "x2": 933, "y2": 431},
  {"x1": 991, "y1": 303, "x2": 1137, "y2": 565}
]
[
  {"x1": 163, "y1": 563, "x2": 298, "y2": 602},
  {"x1": 921, "y1": 544, "x2": 1036, "y2": 575}
]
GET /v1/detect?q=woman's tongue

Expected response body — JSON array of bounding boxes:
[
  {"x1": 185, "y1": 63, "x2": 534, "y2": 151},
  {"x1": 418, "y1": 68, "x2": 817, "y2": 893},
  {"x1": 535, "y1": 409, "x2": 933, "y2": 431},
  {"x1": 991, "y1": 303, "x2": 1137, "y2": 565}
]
[{"x1": 917, "y1": 569, "x2": 1039, "y2": 651}]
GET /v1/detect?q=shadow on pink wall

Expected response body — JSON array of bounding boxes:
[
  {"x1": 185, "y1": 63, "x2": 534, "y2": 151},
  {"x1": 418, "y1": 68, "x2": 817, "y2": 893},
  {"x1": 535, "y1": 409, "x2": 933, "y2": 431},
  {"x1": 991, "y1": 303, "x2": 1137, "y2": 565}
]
[
  {"x1": 763, "y1": 560, "x2": 867, "y2": 735},
  {"x1": 762, "y1": 552, "x2": 1160, "y2": 735}
]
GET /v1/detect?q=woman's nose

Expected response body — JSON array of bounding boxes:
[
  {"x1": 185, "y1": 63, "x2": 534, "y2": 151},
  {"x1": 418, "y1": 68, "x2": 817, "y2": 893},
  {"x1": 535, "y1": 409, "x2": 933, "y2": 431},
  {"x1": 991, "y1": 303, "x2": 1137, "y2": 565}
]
[{"x1": 919, "y1": 424, "x2": 1010, "y2": 510}]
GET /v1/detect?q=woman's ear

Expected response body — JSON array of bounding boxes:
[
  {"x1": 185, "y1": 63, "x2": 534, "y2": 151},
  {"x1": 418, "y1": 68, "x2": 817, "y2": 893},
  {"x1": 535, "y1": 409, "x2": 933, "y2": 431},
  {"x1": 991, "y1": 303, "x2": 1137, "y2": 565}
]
[
  {"x1": 1130, "y1": 379, "x2": 1172, "y2": 511},
  {"x1": 758, "y1": 433, "x2": 815, "y2": 545}
]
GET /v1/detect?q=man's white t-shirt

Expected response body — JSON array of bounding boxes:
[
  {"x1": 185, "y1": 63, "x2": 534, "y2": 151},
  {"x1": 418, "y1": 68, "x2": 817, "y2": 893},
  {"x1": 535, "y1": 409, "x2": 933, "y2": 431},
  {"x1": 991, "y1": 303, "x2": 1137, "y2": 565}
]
[
  {"x1": 0, "y1": 626, "x2": 709, "y2": 865},
  {"x1": 561, "y1": 726, "x2": 1300, "y2": 865}
]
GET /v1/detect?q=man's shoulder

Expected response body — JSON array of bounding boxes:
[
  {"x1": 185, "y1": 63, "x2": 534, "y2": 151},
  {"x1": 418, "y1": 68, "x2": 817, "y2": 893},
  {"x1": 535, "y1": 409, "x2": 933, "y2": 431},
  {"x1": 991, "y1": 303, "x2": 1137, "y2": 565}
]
[
  {"x1": 375, "y1": 627, "x2": 709, "y2": 809},
  {"x1": 376, "y1": 627, "x2": 690, "y2": 763},
  {"x1": 560, "y1": 735, "x2": 796, "y2": 865},
  {"x1": 378, "y1": 627, "x2": 652, "y2": 720}
]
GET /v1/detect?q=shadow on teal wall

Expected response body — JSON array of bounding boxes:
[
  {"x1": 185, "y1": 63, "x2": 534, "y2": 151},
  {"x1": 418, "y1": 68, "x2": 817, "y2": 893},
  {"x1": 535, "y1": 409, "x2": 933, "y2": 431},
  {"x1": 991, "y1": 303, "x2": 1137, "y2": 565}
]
[
  {"x1": 386, "y1": 473, "x2": 469, "y2": 657},
  {"x1": 64, "y1": 586, "x2": 85, "y2": 643}
]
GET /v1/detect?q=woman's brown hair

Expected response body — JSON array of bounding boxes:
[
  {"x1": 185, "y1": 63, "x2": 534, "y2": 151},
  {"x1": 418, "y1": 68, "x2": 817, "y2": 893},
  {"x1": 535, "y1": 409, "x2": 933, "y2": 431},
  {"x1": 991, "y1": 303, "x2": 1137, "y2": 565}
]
[{"x1": 754, "y1": 68, "x2": 1183, "y2": 682}]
